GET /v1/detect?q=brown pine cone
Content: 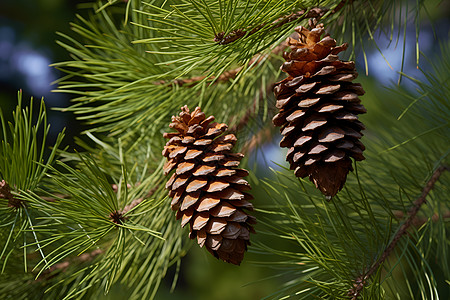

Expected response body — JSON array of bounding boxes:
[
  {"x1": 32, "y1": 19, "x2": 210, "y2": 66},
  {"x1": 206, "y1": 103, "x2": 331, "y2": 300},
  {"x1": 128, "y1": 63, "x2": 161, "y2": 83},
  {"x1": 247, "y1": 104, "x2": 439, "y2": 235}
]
[
  {"x1": 273, "y1": 24, "x2": 366, "y2": 197},
  {"x1": 162, "y1": 106, "x2": 256, "y2": 265}
]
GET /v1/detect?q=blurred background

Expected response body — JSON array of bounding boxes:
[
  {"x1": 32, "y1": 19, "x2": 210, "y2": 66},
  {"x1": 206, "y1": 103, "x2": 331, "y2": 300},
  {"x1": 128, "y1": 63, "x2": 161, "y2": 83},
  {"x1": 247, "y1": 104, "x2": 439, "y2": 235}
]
[
  {"x1": 0, "y1": 0, "x2": 80, "y2": 144},
  {"x1": 0, "y1": 0, "x2": 448, "y2": 299}
]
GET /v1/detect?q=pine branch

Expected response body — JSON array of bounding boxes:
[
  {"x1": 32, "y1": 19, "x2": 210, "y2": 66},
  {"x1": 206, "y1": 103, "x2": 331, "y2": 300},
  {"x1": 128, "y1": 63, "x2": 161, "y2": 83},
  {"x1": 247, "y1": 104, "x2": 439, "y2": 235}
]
[
  {"x1": 348, "y1": 165, "x2": 449, "y2": 299},
  {"x1": 0, "y1": 180, "x2": 20, "y2": 208},
  {"x1": 241, "y1": 128, "x2": 274, "y2": 154},
  {"x1": 228, "y1": 81, "x2": 276, "y2": 133},
  {"x1": 34, "y1": 182, "x2": 160, "y2": 279},
  {"x1": 40, "y1": 248, "x2": 104, "y2": 280},
  {"x1": 154, "y1": 40, "x2": 289, "y2": 88},
  {"x1": 213, "y1": 8, "x2": 324, "y2": 45},
  {"x1": 214, "y1": 0, "x2": 348, "y2": 45},
  {"x1": 331, "y1": 0, "x2": 350, "y2": 14},
  {"x1": 394, "y1": 210, "x2": 450, "y2": 227},
  {"x1": 153, "y1": 69, "x2": 242, "y2": 88},
  {"x1": 120, "y1": 185, "x2": 158, "y2": 214},
  {"x1": 226, "y1": 79, "x2": 276, "y2": 154}
]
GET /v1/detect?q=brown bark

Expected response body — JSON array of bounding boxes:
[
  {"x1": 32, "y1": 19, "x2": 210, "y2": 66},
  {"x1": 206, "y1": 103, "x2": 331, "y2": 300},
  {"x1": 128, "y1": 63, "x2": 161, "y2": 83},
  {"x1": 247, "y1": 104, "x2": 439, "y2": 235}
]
[{"x1": 348, "y1": 165, "x2": 449, "y2": 299}]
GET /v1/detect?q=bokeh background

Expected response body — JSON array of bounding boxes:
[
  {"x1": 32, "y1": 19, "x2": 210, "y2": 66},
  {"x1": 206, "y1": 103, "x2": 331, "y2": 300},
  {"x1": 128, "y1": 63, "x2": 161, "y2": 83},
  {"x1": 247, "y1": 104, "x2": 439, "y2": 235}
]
[
  {"x1": 0, "y1": 1, "x2": 449, "y2": 299},
  {"x1": 0, "y1": 0, "x2": 79, "y2": 144}
]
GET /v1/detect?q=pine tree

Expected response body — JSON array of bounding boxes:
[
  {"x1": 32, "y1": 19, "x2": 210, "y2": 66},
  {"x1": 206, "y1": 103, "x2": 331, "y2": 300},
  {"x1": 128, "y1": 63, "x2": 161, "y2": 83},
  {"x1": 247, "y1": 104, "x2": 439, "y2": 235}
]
[{"x1": 0, "y1": 0, "x2": 448, "y2": 299}]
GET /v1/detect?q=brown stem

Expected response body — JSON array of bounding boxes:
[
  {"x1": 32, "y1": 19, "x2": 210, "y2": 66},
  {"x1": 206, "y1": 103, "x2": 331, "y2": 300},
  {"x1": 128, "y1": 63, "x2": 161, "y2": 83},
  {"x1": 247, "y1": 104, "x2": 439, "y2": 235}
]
[
  {"x1": 224, "y1": 39, "x2": 289, "y2": 133},
  {"x1": 348, "y1": 165, "x2": 449, "y2": 299},
  {"x1": 49, "y1": 248, "x2": 103, "y2": 272},
  {"x1": 332, "y1": 0, "x2": 350, "y2": 14},
  {"x1": 154, "y1": 40, "x2": 289, "y2": 88},
  {"x1": 227, "y1": 80, "x2": 277, "y2": 155},
  {"x1": 38, "y1": 248, "x2": 104, "y2": 281},
  {"x1": 240, "y1": 127, "x2": 274, "y2": 154},
  {"x1": 0, "y1": 180, "x2": 23, "y2": 208},
  {"x1": 228, "y1": 79, "x2": 277, "y2": 133},
  {"x1": 153, "y1": 71, "x2": 239, "y2": 88},
  {"x1": 110, "y1": 184, "x2": 159, "y2": 224},
  {"x1": 227, "y1": 52, "x2": 282, "y2": 148},
  {"x1": 393, "y1": 210, "x2": 450, "y2": 227}
]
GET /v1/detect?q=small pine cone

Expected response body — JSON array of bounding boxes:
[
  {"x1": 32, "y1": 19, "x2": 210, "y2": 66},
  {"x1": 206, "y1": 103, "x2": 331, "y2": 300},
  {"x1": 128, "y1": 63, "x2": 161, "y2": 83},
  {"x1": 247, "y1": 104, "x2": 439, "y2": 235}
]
[
  {"x1": 273, "y1": 24, "x2": 366, "y2": 197},
  {"x1": 162, "y1": 106, "x2": 256, "y2": 265}
]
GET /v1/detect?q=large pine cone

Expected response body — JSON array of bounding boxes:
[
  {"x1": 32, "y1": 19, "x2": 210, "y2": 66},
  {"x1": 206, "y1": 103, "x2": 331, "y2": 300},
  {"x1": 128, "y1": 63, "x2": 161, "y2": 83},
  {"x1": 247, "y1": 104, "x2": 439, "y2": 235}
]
[
  {"x1": 273, "y1": 24, "x2": 366, "y2": 197},
  {"x1": 162, "y1": 106, "x2": 255, "y2": 265}
]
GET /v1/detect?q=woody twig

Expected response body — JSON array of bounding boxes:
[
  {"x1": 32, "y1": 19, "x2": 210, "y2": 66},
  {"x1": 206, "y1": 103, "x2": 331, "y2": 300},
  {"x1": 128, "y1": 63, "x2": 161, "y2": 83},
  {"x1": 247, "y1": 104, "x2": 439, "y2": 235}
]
[
  {"x1": 157, "y1": 1, "x2": 349, "y2": 88},
  {"x1": 348, "y1": 165, "x2": 449, "y2": 299}
]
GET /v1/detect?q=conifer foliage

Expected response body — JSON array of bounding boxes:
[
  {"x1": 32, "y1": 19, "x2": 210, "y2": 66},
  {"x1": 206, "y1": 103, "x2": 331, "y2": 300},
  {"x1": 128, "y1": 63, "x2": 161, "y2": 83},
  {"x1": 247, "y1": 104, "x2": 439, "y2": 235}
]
[{"x1": 0, "y1": 0, "x2": 448, "y2": 299}]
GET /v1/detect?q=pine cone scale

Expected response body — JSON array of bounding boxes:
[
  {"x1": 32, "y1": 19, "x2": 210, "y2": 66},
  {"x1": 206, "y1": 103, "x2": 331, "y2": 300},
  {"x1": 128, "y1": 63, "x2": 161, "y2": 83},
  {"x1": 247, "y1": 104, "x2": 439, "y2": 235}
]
[
  {"x1": 197, "y1": 196, "x2": 220, "y2": 211},
  {"x1": 180, "y1": 193, "x2": 198, "y2": 211}
]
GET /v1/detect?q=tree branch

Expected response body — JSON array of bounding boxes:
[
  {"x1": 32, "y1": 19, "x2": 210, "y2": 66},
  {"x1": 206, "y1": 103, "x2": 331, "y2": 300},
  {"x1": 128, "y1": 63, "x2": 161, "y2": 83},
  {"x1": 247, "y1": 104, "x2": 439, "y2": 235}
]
[
  {"x1": 154, "y1": 40, "x2": 289, "y2": 88},
  {"x1": 0, "y1": 180, "x2": 23, "y2": 208},
  {"x1": 348, "y1": 165, "x2": 449, "y2": 299},
  {"x1": 214, "y1": 0, "x2": 348, "y2": 45},
  {"x1": 393, "y1": 210, "x2": 450, "y2": 227},
  {"x1": 39, "y1": 185, "x2": 159, "y2": 277},
  {"x1": 240, "y1": 127, "x2": 274, "y2": 154},
  {"x1": 332, "y1": 0, "x2": 350, "y2": 14},
  {"x1": 109, "y1": 184, "x2": 159, "y2": 223},
  {"x1": 156, "y1": 1, "x2": 349, "y2": 88},
  {"x1": 228, "y1": 79, "x2": 277, "y2": 133},
  {"x1": 121, "y1": 185, "x2": 158, "y2": 215},
  {"x1": 38, "y1": 248, "x2": 103, "y2": 281},
  {"x1": 213, "y1": 7, "x2": 328, "y2": 45}
]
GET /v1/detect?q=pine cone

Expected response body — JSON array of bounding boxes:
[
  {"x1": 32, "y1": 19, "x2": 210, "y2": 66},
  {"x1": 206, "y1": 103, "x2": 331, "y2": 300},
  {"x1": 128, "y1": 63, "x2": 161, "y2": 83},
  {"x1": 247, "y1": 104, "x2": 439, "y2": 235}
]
[
  {"x1": 162, "y1": 106, "x2": 255, "y2": 265},
  {"x1": 273, "y1": 24, "x2": 366, "y2": 197}
]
